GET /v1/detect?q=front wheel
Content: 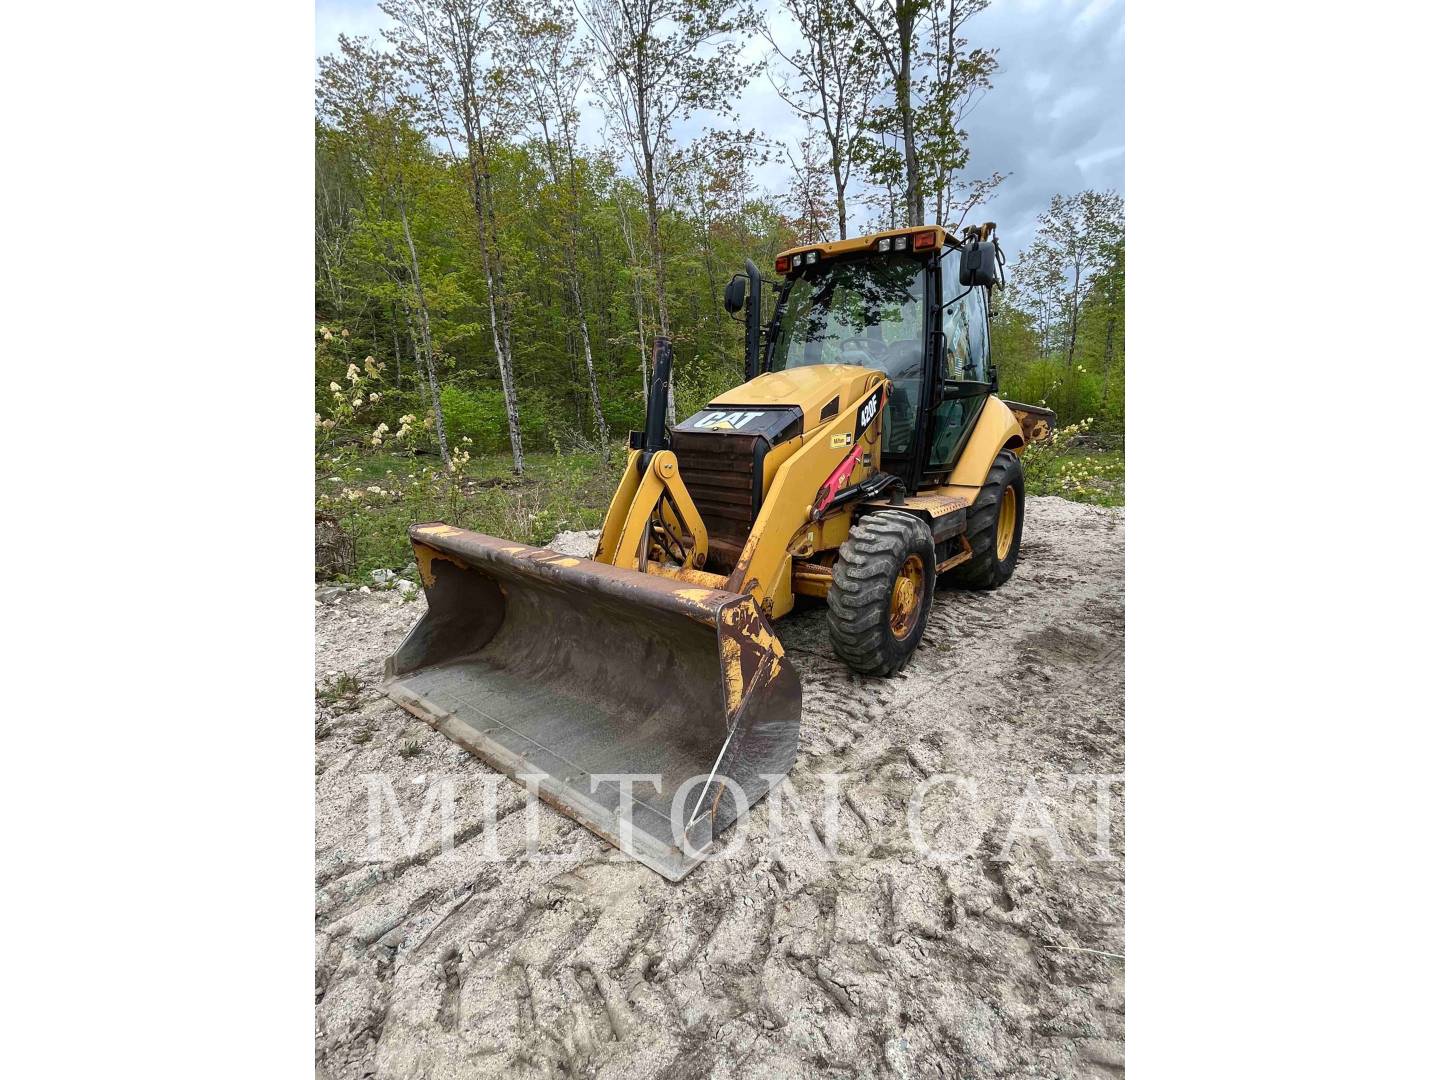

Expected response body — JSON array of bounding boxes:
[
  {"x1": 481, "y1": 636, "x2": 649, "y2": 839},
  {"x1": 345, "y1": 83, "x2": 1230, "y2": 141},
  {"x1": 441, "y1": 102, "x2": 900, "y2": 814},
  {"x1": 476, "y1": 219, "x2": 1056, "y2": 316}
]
[
  {"x1": 944, "y1": 449, "x2": 1024, "y2": 590},
  {"x1": 827, "y1": 510, "x2": 936, "y2": 676}
]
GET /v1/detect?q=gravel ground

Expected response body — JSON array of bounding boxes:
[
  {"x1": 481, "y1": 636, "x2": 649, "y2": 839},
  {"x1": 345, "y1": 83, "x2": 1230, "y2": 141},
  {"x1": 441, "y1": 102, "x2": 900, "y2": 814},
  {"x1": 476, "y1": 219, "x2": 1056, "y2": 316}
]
[{"x1": 315, "y1": 495, "x2": 1125, "y2": 1079}]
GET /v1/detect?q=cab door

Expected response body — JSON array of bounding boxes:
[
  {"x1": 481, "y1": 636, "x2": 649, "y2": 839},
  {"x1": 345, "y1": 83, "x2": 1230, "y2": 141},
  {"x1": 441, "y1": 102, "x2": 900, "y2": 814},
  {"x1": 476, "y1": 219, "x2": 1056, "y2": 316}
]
[{"x1": 924, "y1": 244, "x2": 993, "y2": 481}]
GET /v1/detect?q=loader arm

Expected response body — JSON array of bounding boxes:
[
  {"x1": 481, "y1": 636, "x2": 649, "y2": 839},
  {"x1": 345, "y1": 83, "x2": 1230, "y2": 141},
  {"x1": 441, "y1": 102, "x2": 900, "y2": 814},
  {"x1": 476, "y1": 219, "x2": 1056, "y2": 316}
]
[
  {"x1": 595, "y1": 448, "x2": 710, "y2": 573},
  {"x1": 592, "y1": 364, "x2": 891, "y2": 620}
]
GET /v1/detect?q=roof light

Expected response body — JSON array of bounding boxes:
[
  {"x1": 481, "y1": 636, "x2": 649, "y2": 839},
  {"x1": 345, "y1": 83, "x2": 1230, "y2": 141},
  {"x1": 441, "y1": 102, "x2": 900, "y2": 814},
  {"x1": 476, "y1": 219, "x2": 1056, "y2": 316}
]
[
  {"x1": 913, "y1": 230, "x2": 937, "y2": 250},
  {"x1": 894, "y1": 234, "x2": 909, "y2": 251},
  {"x1": 877, "y1": 237, "x2": 892, "y2": 252},
  {"x1": 806, "y1": 250, "x2": 819, "y2": 265},
  {"x1": 775, "y1": 254, "x2": 791, "y2": 273}
]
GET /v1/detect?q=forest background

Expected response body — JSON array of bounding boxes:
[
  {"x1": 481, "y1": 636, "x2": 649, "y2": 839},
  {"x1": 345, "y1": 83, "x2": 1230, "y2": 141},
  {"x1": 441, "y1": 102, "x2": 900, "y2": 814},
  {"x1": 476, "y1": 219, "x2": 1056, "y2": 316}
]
[{"x1": 313, "y1": 0, "x2": 1125, "y2": 578}]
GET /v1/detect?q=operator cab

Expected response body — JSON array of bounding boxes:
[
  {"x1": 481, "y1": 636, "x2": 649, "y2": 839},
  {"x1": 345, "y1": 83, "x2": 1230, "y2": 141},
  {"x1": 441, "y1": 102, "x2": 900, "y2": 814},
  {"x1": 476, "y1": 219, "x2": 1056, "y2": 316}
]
[
  {"x1": 768, "y1": 254, "x2": 927, "y2": 458},
  {"x1": 764, "y1": 226, "x2": 1000, "y2": 492}
]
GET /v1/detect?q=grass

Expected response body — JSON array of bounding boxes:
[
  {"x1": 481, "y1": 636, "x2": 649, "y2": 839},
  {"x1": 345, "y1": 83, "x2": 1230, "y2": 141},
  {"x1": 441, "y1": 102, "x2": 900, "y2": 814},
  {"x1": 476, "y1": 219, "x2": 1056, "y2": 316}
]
[
  {"x1": 317, "y1": 447, "x2": 620, "y2": 580},
  {"x1": 1022, "y1": 445, "x2": 1125, "y2": 508},
  {"x1": 317, "y1": 672, "x2": 363, "y2": 708},
  {"x1": 316, "y1": 439, "x2": 1125, "y2": 581}
]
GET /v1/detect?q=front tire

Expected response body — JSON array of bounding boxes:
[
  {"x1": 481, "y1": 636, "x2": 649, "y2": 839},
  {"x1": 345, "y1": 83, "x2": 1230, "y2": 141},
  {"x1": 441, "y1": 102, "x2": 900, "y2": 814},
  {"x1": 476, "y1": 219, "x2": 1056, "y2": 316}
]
[
  {"x1": 827, "y1": 511, "x2": 936, "y2": 676},
  {"x1": 945, "y1": 449, "x2": 1024, "y2": 590}
]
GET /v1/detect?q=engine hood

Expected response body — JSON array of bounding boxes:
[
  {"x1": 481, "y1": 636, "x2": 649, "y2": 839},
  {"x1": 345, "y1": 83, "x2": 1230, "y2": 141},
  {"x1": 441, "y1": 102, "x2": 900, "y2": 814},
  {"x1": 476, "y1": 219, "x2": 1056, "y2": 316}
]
[{"x1": 705, "y1": 364, "x2": 886, "y2": 432}]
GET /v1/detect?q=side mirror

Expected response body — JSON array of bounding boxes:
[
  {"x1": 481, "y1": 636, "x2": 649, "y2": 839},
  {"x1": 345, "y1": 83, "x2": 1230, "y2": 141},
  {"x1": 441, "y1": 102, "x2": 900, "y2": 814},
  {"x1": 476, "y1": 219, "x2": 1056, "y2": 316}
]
[
  {"x1": 958, "y1": 241, "x2": 998, "y2": 288},
  {"x1": 723, "y1": 275, "x2": 747, "y2": 314}
]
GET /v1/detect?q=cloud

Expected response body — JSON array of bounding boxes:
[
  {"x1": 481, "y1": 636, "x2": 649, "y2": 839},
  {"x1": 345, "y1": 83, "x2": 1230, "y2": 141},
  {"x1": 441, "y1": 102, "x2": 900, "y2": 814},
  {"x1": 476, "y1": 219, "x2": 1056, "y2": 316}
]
[
  {"x1": 314, "y1": 0, "x2": 1125, "y2": 248},
  {"x1": 959, "y1": 0, "x2": 1125, "y2": 251},
  {"x1": 315, "y1": 0, "x2": 390, "y2": 56}
]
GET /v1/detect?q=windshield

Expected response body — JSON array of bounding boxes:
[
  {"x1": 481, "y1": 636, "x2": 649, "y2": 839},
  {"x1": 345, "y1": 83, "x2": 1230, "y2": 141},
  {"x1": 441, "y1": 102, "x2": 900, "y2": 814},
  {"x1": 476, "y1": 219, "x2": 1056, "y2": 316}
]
[
  {"x1": 771, "y1": 257, "x2": 927, "y2": 377},
  {"x1": 770, "y1": 256, "x2": 928, "y2": 454}
]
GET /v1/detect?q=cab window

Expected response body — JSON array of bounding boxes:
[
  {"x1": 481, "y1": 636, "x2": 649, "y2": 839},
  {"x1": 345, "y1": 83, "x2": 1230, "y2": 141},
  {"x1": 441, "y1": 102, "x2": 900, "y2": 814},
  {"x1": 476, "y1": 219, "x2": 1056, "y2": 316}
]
[
  {"x1": 927, "y1": 246, "x2": 993, "y2": 471},
  {"x1": 939, "y1": 246, "x2": 991, "y2": 383},
  {"x1": 770, "y1": 256, "x2": 928, "y2": 456}
]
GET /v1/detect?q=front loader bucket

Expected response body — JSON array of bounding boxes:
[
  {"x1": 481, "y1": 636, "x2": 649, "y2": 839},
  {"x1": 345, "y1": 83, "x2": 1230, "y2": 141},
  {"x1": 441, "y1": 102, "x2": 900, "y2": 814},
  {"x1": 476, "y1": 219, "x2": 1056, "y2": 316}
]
[{"x1": 382, "y1": 523, "x2": 801, "y2": 881}]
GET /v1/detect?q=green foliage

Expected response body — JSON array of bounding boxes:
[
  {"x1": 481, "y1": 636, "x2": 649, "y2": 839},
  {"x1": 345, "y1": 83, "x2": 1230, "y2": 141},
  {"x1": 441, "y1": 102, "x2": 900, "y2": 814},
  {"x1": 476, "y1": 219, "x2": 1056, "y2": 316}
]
[
  {"x1": 438, "y1": 386, "x2": 509, "y2": 451},
  {"x1": 313, "y1": 113, "x2": 795, "y2": 463},
  {"x1": 317, "y1": 673, "x2": 363, "y2": 710},
  {"x1": 674, "y1": 357, "x2": 745, "y2": 421},
  {"x1": 994, "y1": 196, "x2": 1125, "y2": 448},
  {"x1": 312, "y1": 7, "x2": 1124, "y2": 560},
  {"x1": 316, "y1": 444, "x2": 619, "y2": 579},
  {"x1": 1021, "y1": 420, "x2": 1125, "y2": 506}
]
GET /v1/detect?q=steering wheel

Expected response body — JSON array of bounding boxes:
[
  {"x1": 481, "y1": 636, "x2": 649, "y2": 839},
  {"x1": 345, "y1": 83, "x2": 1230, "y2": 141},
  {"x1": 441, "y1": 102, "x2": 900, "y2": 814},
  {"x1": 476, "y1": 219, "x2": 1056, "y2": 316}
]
[{"x1": 838, "y1": 336, "x2": 874, "y2": 364}]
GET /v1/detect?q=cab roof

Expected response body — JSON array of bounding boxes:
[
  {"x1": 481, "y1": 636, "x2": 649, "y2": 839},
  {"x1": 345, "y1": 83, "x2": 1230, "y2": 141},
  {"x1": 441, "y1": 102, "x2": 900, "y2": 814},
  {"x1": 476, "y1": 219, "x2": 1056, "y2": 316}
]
[{"x1": 775, "y1": 225, "x2": 957, "y2": 262}]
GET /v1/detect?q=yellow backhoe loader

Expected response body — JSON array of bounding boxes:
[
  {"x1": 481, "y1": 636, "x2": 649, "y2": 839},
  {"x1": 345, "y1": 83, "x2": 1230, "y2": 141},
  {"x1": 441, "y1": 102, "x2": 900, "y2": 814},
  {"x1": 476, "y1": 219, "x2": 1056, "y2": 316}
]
[{"x1": 384, "y1": 223, "x2": 1054, "y2": 879}]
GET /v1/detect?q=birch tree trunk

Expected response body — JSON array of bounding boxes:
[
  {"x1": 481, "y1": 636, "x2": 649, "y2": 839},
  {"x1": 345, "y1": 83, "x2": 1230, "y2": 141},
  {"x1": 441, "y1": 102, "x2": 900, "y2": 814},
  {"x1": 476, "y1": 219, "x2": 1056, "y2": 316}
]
[
  {"x1": 571, "y1": 276, "x2": 610, "y2": 460},
  {"x1": 641, "y1": 170, "x2": 676, "y2": 425},
  {"x1": 616, "y1": 192, "x2": 651, "y2": 392},
  {"x1": 400, "y1": 205, "x2": 450, "y2": 468},
  {"x1": 897, "y1": 29, "x2": 922, "y2": 227},
  {"x1": 1066, "y1": 261, "x2": 1081, "y2": 367},
  {"x1": 473, "y1": 161, "x2": 525, "y2": 475}
]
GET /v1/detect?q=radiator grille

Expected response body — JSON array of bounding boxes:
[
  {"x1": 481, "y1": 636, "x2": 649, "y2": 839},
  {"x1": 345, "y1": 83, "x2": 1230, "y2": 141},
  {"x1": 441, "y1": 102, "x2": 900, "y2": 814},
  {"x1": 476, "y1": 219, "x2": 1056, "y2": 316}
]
[{"x1": 671, "y1": 431, "x2": 761, "y2": 564}]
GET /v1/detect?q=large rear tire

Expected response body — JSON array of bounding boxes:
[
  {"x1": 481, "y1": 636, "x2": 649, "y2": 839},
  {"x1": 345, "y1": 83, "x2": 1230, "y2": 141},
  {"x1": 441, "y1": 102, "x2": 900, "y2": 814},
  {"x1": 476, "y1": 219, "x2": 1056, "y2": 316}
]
[
  {"x1": 827, "y1": 511, "x2": 936, "y2": 676},
  {"x1": 945, "y1": 449, "x2": 1024, "y2": 590}
]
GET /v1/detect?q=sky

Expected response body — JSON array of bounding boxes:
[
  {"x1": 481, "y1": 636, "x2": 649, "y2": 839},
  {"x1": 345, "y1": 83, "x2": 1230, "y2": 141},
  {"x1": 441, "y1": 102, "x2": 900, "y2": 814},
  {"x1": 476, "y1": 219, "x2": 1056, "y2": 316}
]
[{"x1": 315, "y1": 0, "x2": 1124, "y2": 253}]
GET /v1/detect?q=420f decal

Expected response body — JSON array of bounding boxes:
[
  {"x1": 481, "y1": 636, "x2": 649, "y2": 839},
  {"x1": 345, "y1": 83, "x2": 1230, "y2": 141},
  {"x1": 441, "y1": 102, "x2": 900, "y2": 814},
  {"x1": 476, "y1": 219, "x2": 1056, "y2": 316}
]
[{"x1": 854, "y1": 386, "x2": 885, "y2": 441}]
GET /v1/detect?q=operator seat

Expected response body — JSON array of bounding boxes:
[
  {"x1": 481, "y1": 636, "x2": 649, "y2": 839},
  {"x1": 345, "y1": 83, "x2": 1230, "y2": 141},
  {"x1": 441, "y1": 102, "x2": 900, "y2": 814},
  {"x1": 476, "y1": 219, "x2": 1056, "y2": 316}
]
[{"x1": 881, "y1": 337, "x2": 923, "y2": 454}]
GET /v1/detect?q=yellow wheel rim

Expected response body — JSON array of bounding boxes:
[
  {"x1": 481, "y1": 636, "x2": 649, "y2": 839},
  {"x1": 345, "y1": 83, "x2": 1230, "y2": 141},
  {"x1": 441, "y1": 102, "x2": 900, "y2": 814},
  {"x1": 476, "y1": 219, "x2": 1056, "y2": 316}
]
[
  {"x1": 995, "y1": 486, "x2": 1017, "y2": 562},
  {"x1": 889, "y1": 554, "x2": 925, "y2": 638}
]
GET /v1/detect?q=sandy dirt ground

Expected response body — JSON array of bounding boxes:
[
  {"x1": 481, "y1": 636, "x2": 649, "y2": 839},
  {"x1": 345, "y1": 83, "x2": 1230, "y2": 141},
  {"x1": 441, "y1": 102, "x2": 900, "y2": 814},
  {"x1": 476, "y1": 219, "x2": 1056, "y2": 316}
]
[{"x1": 315, "y1": 495, "x2": 1125, "y2": 1079}]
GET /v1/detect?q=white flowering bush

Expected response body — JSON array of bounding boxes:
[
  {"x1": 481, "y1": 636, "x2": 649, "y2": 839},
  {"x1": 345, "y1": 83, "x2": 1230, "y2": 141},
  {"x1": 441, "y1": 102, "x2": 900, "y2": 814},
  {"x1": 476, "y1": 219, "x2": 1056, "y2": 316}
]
[
  {"x1": 1021, "y1": 418, "x2": 1125, "y2": 505},
  {"x1": 313, "y1": 321, "x2": 616, "y2": 580}
]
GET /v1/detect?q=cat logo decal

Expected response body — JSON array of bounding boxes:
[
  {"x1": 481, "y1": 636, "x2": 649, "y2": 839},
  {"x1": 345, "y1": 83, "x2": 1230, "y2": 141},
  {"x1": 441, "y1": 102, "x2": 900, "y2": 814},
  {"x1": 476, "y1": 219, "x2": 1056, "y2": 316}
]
[{"x1": 694, "y1": 410, "x2": 763, "y2": 430}]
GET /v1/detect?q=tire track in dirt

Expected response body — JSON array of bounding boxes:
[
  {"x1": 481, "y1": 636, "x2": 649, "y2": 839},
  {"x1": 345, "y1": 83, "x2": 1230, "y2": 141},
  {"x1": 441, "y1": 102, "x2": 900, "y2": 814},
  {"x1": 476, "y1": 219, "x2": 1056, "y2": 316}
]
[{"x1": 315, "y1": 496, "x2": 1124, "y2": 1079}]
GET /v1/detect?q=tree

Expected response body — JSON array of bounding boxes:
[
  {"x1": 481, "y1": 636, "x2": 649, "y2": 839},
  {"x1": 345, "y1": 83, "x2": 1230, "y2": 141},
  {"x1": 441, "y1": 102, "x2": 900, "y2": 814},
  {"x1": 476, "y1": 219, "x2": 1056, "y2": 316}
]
[
  {"x1": 764, "y1": 0, "x2": 880, "y2": 239},
  {"x1": 315, "y1": 124, "x2": 362, "y2": 314},
  {"x1": 1028, "y1": 190, "x2": 1125, "y2": 368},
  {"x1": 612, "y1": 181, "x2": 654, "y2": 393},
  {"x1": 317, "y1": 36, "x2": 454, "y2": 467},
  {"x1": 1091, "y1": 238, "x2": 1125, "y2": 411},
  {"x1": 382, "y1": 0, "x2": 527, "y2": 474},
  {"x1": 847, "y1": 0, "x2": 998, "y2": 228},
  {"x1": 916, "y1": 0, "x2": 1000, "y2": 227},
  {"x1": 580, "y1": 0, "x2": 760, "y2": 421},
  {"x1": 310, "y1": 0, "x2": 1121, "y2": 473},
  {"x1": 506, "y1": 0, "x2": 610, "y2": 459},
  {"x1": 782, "y1": 126, "x2": 837, "y2": 243}
]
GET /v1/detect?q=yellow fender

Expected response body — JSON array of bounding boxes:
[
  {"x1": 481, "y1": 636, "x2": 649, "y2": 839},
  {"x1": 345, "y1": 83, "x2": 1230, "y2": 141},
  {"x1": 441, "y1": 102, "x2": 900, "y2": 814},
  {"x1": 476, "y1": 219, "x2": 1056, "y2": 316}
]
[{"x1": 944, "y1": 396, "x2": 1025, "y2": 498}]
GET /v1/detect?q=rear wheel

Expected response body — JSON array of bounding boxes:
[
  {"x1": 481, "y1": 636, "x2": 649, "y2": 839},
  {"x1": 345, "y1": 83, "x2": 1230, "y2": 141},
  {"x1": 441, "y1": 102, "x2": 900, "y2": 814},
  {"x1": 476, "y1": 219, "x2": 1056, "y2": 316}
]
[
  {"x1": 944, "y1": 449, "x2": 1024, "y2": 590},
  {"x1": 827, "y1": 511, "x2": 936, "y2": 676}
]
